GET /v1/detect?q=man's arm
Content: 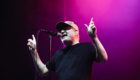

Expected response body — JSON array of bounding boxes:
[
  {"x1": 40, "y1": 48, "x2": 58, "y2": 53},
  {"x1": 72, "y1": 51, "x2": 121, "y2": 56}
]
[
  {"x1": 85, "y1": 18, "x2": 108, "y2": 62},
  {"x1": 90, "y1": 36, "x2": 108, "y2": 62},
  {"x1": 27, "y1": 35, "x2": 49, "y2": 76}
]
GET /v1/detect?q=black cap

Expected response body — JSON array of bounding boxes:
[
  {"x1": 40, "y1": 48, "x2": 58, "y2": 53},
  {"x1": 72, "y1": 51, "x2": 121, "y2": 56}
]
[{"x1": 56, "y1": 21, "x2": 73, "y2": 32}]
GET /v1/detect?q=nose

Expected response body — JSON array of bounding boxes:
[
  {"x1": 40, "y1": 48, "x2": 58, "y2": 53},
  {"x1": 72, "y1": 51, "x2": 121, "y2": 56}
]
[{"x1": 60, "y1": 30, "x2": 65, "y2": 34}]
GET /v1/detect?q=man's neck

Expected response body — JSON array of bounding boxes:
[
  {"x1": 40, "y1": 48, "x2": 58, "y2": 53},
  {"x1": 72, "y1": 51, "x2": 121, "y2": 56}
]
[{"x1": 64, "y1": 40, "x2": 79, "y2": 47}]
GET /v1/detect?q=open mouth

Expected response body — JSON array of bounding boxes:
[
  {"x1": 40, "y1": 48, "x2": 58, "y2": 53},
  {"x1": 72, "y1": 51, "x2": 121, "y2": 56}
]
[{"x1": 62, "y1": 35, "x2": 67, "y2": 38}]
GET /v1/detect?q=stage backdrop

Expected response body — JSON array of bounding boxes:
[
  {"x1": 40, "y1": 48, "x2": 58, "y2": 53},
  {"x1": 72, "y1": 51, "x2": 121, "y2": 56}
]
[{"x1": 1, "y1": 0, "x2": 140, "y2": 80}]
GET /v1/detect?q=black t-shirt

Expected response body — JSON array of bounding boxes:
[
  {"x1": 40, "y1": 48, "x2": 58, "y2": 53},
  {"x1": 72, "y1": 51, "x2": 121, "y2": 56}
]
[{"x1": 46, "y1": 42, "x2": 97, "y2": 80}]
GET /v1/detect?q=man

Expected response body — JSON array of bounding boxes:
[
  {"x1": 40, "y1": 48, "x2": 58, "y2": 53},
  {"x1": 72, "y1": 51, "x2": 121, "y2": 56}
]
[{"x1": 27, "y1": 18, "x2": 108, "y2": 80}]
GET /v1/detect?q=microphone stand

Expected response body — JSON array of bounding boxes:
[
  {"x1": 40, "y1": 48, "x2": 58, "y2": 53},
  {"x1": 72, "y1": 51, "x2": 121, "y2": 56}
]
[
  {"x1": 49, "y1": 34, "x2": 52, "y2": 80},
  {"x1": 41, "y1": 29, "x2": 61, "y2": 80}
]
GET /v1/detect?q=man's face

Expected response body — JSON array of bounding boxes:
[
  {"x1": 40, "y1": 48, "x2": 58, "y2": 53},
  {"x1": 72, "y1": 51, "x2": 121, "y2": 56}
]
[{"x1": 59, "y1": 26, "x2": 76, "y2": 43}]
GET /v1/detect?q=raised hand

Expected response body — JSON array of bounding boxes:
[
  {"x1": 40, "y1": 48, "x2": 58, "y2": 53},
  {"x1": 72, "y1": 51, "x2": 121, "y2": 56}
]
[
  {"x1": 27, "y1": 35, "x2": 36, "y2": 51},
  {"x1": 84, "y1": 18, "x2": 97, "y2": 37}
]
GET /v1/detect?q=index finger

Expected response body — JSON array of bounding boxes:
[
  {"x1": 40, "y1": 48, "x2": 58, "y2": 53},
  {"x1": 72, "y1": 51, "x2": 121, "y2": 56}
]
[
  {"x1": 90, "y1": 18, "x2": 94, "y2": 23},
  {"x1": 90, "y1": 18, "x2": 94, "y2": 24},
  {"x1": 91, "y1": 17, "x2": 93, "y2": 21},
  {"x1": 32, "y1": 35, "x2": 36, "y2": 41}
]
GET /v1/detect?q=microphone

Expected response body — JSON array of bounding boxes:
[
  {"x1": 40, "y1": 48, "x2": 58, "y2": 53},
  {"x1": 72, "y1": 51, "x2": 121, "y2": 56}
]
[{"x1": 41, "y1": 29, "x2": 62, "y2": 37}]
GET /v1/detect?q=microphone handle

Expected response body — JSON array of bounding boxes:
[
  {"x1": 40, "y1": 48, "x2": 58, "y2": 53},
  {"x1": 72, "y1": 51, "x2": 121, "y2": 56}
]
[{"x1": 41, "y1": 29, "x2": 61, "y2": 37}]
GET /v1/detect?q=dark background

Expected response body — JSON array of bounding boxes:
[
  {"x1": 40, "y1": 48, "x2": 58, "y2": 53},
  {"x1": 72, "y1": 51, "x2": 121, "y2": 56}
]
[{"x1": 1, "y1": 0, "x2": 140, "y2": 80}]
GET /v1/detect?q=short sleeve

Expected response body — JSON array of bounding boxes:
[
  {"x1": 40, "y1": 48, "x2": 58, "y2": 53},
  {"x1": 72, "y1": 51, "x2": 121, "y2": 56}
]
[
  {"x1": 45, "y1": 53, "x2": 56, "y2": 71},
  {"x1": 88, "y1": 43, "x2": 97, "y2": 61}
]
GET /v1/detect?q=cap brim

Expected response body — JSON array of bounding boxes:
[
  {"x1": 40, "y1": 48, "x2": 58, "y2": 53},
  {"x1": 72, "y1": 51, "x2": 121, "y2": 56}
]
[{"x1": 56, "y1": 22, "x2": 72, "y2": 31}]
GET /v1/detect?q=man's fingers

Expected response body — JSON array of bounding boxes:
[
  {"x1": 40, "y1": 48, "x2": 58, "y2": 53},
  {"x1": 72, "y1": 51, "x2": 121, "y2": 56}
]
[
  {"x1": 27, "y1": 42, "x2": 30, "y2": 46},
  {"x1": 27, "y1": 42, "x2": 33, "y2": 50},
  {"x1": 28, "y1": 39, "x2": 33, "y2": 42},
  {"x1": 91, "y1": 18, "x2": 93, "y2": 21},
  {"x1": 27, "y1": 35, "x2": 36, "y2": 50},
  {"x1": 32, "y1": 35, "x2": 36, "y2": 41},
  {"x1": 90, "y1": 18, "x2": 94, "y2": 24},
  {"x1": 84, "y1": 24, "x2": 88, "y2": 30},
  {"x1": 27, "y1": 42, "x2": 32, "y2": 47}
]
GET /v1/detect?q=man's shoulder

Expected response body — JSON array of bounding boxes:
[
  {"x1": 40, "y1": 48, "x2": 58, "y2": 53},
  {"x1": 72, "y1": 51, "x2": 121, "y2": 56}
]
[
  {"x1": 56, "y1": 49, "x2": 63, "y2": 53},
  {"x1": 80, "y1": 42, "x2": 92, "y2": 46},
  {"x1": 80, "y1": 42, "x2": 95, "y2": 49}
]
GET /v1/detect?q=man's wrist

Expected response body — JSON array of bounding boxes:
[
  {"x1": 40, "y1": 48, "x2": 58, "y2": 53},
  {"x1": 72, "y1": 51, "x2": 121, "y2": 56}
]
[
  {"x1": 30, "y1": 49, "x2": 37, "y2": 54},
  {"x1": 90, "y1": 34, "x2": 98, "y2": 44},
  {"x1": 89, "y1": 34, "x2": 97, "y2": 39}
]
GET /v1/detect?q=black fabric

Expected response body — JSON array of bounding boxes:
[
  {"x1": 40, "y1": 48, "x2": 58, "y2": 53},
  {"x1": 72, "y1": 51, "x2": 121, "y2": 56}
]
[
  {"x1": 56, "y1": 22, "x2": 72, "y2": 32},
  {"x1": 46, "y1": 42, "x2": 96, "y2": 80}
]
